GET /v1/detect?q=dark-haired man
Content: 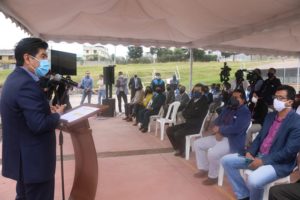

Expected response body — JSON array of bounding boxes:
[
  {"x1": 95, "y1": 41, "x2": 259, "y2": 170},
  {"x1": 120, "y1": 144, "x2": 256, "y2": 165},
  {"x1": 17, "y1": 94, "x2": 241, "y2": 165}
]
[
  {"x1": 1, "y1": 38, "x2": 64, "y2": 200},
  {"x1": 167, "y1": 84, "x2": 208, "y2": 157},
  {"x1": 194, "y1": 89, "x2": 251, "y2": 185},
  {"x1": 138, "y1": 86, "x2": 166, "y2": 133},
  {"x1": 221, "y1": 85, "x2": 300, "y2": 200},
  {"x1": 261, "y1": 68, "x2": 281, "y2": 106}
]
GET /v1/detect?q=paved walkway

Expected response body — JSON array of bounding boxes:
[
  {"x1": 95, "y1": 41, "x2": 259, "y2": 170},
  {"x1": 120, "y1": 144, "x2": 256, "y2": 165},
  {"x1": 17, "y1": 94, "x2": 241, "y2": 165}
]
[
  {"x1": 0, "y1": 114, "x2": 239, "y2": 200},
  {"x1": 0, "y1": 95, "x2": 298, "y2": 200}
]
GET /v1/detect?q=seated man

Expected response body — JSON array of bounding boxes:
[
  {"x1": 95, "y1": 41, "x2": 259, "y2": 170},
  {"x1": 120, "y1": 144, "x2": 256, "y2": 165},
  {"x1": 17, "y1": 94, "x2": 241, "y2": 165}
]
[
  {"x1": 194, "y1": 89, "x2": 251, "y2": 185},
  {"x1": 123, "y1": 86, "x2": 144, "y2": 121},
  {"x1": 269, "y1": 181, "x2": 300, "y2": 200},
  {"x1": 269, "y1": 154, "x2": 300, "y2": 200},
  {"x1": 166, "y1": 83, "x2": 209, "y2": 157},
  {"x1": 163, "y1": 84, "x2": 175, "y2": 117},
  {"x1": 221, "y1": 85, "x2": 300, "y2": 200},
  {"x1": 175, "y1": 85, "x2": 190, "y2": 112},
  {"x1": 138, "y1": 86, "x2": 166, "y2": 133}
]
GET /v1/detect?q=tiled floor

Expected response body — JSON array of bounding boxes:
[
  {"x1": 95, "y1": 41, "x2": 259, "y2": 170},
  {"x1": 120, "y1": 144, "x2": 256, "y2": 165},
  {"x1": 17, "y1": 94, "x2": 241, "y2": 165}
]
[{"x1": 1, "y1": 109, "x2": 298, "y2": 200}]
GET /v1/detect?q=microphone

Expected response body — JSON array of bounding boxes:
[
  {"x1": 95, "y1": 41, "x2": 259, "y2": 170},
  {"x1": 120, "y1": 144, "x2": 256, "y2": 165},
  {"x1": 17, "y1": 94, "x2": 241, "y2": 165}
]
[{"x1": 51, "y1": 74, "x2": 78, "y2": 87}]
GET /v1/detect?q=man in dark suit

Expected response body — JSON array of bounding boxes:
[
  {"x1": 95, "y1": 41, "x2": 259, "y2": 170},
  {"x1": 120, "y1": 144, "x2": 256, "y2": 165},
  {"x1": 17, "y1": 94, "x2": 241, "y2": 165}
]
[
  {"x1": 166, "y1": 83, "x2": 209, "y2": 157},
  {"x1": 128, "y1": 74, "x2": 142, "y2": 100},
  {"x1": 221, "y1": 85, "x2": 300, "y2": 200},
  {"x1": 1, "y1": 38, "x2": 65, "y2": 200}
]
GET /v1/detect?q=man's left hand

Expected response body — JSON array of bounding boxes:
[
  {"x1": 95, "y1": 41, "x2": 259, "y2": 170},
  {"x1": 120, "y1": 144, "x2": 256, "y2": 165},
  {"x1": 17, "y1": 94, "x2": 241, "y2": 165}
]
[
  {"x1": 248, "y1": 158, "x2": 263, "y2": 170},
  {"x1": 215, "y1": 132, "x2": 223, "y2": 141},
  {"x1": 212, "y1": 126, "x2": 220, "y2": 133}
]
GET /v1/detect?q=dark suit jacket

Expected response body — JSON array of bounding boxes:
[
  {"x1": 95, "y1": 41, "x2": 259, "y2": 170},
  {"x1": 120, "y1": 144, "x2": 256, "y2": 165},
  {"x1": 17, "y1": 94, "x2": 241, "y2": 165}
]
[
  {"x1": 128, "y1": 77, "x2": 142, "y2": 90},
  {"x1": 215, "y1": 105, "x2": 251, "y2": 153},
  {"x1": 151, "y1": 93, "x2": 166, "y2": 113},
  {"x1": 248, "y1": 111, "x2": 300, "y2": 178},
  {"x1": 1, "y1": 67, "x2": 60, "y2": 183},
  {"x1": 248, "y1": 99, "x2": 268, "y2": 125},
  {"x1": 261, "y1": 77, "x2": 281, "y2": 105},
  {"x1": 182, "y1": 96, "x2": 209, "y2": 130}
]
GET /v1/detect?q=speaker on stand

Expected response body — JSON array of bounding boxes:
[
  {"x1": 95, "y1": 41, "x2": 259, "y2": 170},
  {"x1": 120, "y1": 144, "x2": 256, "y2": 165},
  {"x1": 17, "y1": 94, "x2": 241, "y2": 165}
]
[{"x1": 102, "y1": 65, "x2": 115, "y2": 117}]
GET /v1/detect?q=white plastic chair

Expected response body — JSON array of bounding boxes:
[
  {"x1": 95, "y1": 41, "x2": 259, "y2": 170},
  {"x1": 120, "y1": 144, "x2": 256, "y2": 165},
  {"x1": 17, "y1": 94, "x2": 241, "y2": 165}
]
[
  {"x1": 217, "y1": 121, "x2": 253, "y2": 186},
  {"x1": 185, "y1": 111, "x2": 210, "y2": 160},
  {"x1": 243, "y1": 169, "x2": 290, "y2": 200},
  {"x1": 155, "y1": 102, "x2": 180, "y2": 140},
  {"x1": 148, "y1": 107, "x2": 164, "y2": 132}
]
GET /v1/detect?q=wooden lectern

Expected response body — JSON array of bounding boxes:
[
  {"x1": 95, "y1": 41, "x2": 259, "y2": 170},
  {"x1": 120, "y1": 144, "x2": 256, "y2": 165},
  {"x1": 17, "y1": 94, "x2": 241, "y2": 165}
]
[{"x1": 59, "y1": 104, "x2": 108, "y2": 200}]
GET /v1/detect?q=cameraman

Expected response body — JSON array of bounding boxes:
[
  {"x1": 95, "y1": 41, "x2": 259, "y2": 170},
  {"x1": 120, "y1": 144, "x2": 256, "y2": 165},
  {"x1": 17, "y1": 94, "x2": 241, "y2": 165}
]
[
  {"x1": 231, "y1": 69, "x2": 249, "y2": 93},
  {"x1": 52, "y1": 76, "x2": 73, "y2": 111}
]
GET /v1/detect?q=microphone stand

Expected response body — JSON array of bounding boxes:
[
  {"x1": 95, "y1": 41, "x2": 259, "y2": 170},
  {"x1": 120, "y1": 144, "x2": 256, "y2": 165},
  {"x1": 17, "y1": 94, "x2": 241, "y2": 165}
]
[{"x1": 59, "y1": 126, "x2": 66, "y2": 200}]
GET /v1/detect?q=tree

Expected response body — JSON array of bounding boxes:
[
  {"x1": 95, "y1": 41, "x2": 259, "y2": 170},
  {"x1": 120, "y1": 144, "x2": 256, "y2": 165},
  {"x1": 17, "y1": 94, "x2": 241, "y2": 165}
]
[
  {"x1": 128, "y1": 46, "x2": 143, "y2": 59},
  {"x1": 192, "y1": 49, "x2": 205, "y2": 61},
  {"x1": 150, "y1": 47, "x2": 159, "y2": 55},
  {"x1": 221, "y1": 52, "x2": 235, "y2": 58}
]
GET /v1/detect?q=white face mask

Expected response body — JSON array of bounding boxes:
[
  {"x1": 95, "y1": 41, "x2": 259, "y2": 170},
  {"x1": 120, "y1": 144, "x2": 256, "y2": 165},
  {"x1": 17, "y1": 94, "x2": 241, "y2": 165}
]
[
  {"x1": 251, "y1": 97, "x2": 258, "y2": 104},
  {"x1": 273, "y1": 99, "x2": 286, "y2": 112}
]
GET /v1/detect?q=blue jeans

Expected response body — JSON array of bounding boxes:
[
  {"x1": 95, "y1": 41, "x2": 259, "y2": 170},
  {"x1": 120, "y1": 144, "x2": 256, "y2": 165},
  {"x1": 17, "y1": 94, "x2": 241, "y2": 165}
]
[
  {"x1": 221, "y1": 153, "x2": 278, "y2": 200},
  {"x1": 80, "y1": 90, "x2": 92, "y2": 105},
  {"x1": 98, "y1": 89, "x2": 106, "y2": 104}
]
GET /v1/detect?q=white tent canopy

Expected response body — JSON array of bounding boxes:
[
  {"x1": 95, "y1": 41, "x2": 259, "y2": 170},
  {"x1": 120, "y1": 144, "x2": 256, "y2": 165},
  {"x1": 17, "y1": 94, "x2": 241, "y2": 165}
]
[{"x1": 1, "y1": 0, "x2": 300, "y2": 56}]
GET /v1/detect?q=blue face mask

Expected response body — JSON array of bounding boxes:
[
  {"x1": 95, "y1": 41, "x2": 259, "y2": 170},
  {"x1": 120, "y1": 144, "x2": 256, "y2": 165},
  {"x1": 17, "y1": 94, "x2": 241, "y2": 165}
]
[
  {"x1": 192, "y1": 91, "x2": 202, "y2": 99},
  {"x1": 31, "y1": 56, "x2": 50, "y2": 77}
]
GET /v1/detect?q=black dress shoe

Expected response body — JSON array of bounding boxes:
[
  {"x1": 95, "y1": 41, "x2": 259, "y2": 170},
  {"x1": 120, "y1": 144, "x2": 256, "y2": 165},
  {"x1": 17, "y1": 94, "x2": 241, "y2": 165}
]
[
  {"x1": 174, "y1": 152, "x2": 183, "y2": 157},
  {"x1": 194, "y1": 170, "x2": 208, "y2": 178},
  {"x1": 141, "y1": 128, "x2": 148, "y2": 133},
  {"x1": 238, "y1": 198, "x2": 249, "y2": 200},
  {"x1": 202, "y1": 177, "x2": 218, "y2": 185}
]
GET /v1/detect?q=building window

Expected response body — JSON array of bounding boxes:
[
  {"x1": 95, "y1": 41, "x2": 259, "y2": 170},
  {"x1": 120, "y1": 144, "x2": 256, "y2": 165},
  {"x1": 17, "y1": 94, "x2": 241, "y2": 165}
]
[
  {"x1": 0, "y1": 56, "x2": 2, "y2": 60},
  {"x1": 93, "y1": 50, "x2": 97, "y2": 54},
  {"x1": 86, "y1": 50, "x2": 89, "y2": 54},
  {"x1": 8, "y1": 56, "x2": 14, "y2": 60}
]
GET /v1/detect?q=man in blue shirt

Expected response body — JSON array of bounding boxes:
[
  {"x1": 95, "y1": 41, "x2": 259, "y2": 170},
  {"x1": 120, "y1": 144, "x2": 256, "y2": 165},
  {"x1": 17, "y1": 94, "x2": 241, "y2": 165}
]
[
  {"x1": 80, "y1": 71, "x2": 93, "y2": 104},
  {"x1": 1, "y1": 38, "x2": 64, "y2": 200},
  {"x1": 194, "y1": 89, "x2": 251, "y2": 185}
]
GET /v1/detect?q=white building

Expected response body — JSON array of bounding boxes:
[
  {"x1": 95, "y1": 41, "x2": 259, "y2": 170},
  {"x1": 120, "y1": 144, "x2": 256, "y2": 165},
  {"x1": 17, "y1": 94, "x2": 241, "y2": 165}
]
[{"x1": 83, "y1": 45, "x2": 109, "y2": 60}]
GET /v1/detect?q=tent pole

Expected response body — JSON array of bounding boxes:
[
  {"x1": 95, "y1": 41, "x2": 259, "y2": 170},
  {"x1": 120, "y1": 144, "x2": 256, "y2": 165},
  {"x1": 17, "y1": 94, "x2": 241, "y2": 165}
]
[
  {"x1": 189, "y1": 48, "x2": 193, "y2": 92},
  {"x1": 297, "y1": 57, "x2": 300, "y2": 92},
  {"x1": 283, "y1": 65, "x2": 286, "y2": 84}
]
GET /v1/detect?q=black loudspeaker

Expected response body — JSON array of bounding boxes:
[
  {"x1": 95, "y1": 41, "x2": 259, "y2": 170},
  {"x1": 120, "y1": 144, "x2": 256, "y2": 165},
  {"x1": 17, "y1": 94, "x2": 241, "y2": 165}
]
[
  {"x1": 103, "y1": 65, "x2": 115, "y2": 85},
  {"x1": 102, "y1": 98, "x2": 115, "y2": 117}
]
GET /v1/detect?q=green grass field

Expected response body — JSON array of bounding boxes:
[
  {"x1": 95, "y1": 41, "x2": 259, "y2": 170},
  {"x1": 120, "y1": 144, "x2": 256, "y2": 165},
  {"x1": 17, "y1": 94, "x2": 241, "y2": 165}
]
[{"x1": 0, "y1": 61, "x2": 272, "y2": 87}]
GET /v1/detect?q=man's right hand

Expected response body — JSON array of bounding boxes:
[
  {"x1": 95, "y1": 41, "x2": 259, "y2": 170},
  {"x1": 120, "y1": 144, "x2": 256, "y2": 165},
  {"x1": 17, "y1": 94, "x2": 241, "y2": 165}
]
[
  {"x1": 51, "y1": 104, "x2": 66, "y2": 115},
  {"x1": 245, "y1": 152, "x2": 254, "y2": 160}
]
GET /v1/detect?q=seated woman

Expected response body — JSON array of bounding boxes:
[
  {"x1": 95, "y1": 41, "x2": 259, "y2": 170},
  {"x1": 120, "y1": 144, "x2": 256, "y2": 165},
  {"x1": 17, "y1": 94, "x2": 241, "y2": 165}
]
[
  {"x1": 133, "y1": 86, "x2": 153, "y2": 126},
  {"x1": 246, "y1": 92, "x2": 268, "y2": 146},
  {"x1": 123, "y1": 86, "x2": 144, "y2": 121},
  {"x1": 138, "y1": 86, "x2": 166, "y2": 132}
]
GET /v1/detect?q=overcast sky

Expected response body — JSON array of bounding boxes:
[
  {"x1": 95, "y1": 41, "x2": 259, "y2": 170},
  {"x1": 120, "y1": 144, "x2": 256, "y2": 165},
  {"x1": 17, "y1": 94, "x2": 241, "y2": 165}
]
[{"x1": 0, "y1": 12, "x2": 130, "y2": 57}]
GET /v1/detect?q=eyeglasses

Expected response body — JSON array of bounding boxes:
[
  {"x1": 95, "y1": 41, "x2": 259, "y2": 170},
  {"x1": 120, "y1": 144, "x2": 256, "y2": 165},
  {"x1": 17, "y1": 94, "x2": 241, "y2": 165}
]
[{"x1": 273, "y1": 95, "x2": 288, "y2": 101}]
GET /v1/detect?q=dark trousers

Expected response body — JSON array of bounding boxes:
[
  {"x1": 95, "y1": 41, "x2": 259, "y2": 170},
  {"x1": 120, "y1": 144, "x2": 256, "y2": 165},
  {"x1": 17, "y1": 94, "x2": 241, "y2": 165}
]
[
  {"x1": 166, "y1": 124, "x2": 199, "y2": 154},
  {"x1": 117, "y1": 91, "x2": 128, "y2": 112},
  {"x1": 130, "y1": 89, "x2": 136, "y2": 101},
  {"x1": 269, "y1": 180, "x2": 300, "y2": 200},
  {"x1": 125, "y1": 103, "x2": 134, "y2": 117},
  {"x1": 16, "y1": 178, "x2": 55, "y2": 200},
  {"x1": 139, "y1": 109, "x2": 158, "y2": 129}
]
